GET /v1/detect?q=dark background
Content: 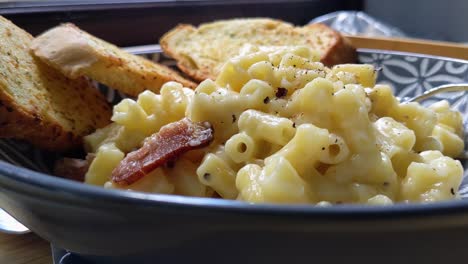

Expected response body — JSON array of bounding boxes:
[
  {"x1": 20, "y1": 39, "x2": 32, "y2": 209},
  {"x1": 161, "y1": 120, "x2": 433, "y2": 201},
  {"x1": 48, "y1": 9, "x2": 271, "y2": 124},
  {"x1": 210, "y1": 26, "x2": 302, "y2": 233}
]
[{"x1": 0, "y1": 0, "x2": 363, "y2": 46}]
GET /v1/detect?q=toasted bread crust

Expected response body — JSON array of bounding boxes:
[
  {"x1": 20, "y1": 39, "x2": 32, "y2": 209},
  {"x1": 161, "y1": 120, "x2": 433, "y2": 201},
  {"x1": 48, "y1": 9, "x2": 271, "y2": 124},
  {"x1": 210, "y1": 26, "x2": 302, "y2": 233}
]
[
  {"x1": 0, "y1": 16, "x2": 111, "y2": 151},
  {"x1": 160, "y1": 24, "x2": 217, "y2": 81},
  {"x1": 32, "y1": 24, "x2": 197, "y2": 97},
  {"x1": 160, "y1": 19, "x2": 357, "y2": 82},
  {"x1": 308, "y1": 23, "x2": 357, "y2": 66},
  {"x1": 0, "y1": 91, "x2": 81, "y2": 150}
]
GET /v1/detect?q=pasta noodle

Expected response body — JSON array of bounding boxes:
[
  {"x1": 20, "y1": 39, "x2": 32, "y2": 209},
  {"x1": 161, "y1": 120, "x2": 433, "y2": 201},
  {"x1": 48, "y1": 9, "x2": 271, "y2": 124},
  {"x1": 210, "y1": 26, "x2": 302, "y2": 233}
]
[
  {"x1": 85, "y1": 45, "x2": 465, "y2": 205},
  {"x1": 225, "y1": 132, "x2": 257, "y2": 163}
]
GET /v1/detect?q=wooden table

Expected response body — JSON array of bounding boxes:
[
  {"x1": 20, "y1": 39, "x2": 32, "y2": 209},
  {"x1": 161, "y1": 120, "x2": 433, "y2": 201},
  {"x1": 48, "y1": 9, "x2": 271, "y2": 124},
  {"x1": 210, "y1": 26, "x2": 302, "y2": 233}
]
[{"x1": 0, "y1": 232, "x2": 52, "y2": 264}]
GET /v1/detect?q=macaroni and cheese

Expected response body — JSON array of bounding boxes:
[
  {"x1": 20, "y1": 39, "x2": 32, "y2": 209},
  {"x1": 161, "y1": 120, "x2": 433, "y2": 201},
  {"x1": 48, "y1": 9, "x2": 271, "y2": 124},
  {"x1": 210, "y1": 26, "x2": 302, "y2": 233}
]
[{"x1": 84, "y1": 45, "x2": 464, "y2": 205}]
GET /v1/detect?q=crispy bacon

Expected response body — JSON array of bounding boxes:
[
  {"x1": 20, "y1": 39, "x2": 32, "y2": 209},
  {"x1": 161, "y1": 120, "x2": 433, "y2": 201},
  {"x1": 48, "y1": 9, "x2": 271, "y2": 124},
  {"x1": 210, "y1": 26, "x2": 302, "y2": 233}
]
[{"x1": 111, "y1": 118, "x2": 213, "y2": 185}]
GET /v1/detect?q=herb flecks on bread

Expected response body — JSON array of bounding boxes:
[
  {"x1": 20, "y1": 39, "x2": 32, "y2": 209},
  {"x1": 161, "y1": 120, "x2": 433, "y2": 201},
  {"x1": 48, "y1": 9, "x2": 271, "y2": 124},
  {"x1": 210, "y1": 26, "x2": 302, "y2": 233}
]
[
  {"x1": 32, "y1": 23, "x2": 197, "y2": 97},
  {"x1": 160, "y1": 18, "x2": 357, "y2": 82},
  {"x1": 0, "y1": 16, "x2": 111, "y2": 151}
]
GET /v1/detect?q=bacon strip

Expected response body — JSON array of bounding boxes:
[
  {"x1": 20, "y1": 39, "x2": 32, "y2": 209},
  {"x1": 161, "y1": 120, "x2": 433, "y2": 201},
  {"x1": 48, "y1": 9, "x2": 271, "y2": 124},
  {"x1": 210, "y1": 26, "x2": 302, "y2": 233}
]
[{"x1": 111, "y1": 118, "x2": 213, "y2": 185}]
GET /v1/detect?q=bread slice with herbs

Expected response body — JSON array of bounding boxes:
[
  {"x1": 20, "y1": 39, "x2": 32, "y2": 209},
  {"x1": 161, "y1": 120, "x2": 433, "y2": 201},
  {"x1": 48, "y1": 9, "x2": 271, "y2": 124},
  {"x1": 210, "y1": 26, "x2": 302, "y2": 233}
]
[
  {"x1": 31, "y1": 23, "x2": 197, "y2": 97},
  {"x1": 160, "y1": 18, "x2": 357, "y2": 82},
  {"x1": 0, "y1": 16, "x2": 111, "y2": 151}
]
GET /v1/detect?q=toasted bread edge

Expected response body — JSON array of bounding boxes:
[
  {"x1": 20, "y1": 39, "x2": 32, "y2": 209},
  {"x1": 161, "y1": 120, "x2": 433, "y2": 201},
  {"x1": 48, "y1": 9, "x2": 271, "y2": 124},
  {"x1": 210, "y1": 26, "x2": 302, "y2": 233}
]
[
  {"x1": 33, "y1": 23, "x2": 197, "y2": 96},
  {"x1": 307, "y1": 23, "x2": 357, "y2": 66},
  {"x1": 161, "y1": 21, "x2": 357, "y2": 83},
  {"x1": 160, "y1": 24, "x2": 215, "y2": 82},
  {"x1": 0, "y1": 91, "x2": 83, "y2": 152}
]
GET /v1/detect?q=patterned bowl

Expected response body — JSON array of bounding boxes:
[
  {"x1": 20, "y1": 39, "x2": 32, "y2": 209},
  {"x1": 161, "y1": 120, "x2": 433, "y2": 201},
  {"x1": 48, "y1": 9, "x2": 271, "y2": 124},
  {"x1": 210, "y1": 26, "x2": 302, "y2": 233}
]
[{"x1": 0, "y1": 48, "x2": 467, "y2": 264}]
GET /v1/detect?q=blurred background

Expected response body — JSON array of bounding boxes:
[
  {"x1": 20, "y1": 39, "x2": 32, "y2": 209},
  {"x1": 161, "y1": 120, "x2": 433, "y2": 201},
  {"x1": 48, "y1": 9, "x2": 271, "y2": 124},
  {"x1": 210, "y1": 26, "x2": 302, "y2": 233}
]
[
  {"x1": 0, "y1": 0, "x2": 466, "y2": 45},
  {"x1": 365, "y1": 0, "x2": 468, "y2": 43}
]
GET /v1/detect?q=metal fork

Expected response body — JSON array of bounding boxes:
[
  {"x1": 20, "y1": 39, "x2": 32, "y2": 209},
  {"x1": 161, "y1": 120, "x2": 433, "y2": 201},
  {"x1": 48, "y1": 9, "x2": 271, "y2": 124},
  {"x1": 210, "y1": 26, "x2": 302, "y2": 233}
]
[{"x1": 406, "y1": 83, "x2": 468, "y2": 103}]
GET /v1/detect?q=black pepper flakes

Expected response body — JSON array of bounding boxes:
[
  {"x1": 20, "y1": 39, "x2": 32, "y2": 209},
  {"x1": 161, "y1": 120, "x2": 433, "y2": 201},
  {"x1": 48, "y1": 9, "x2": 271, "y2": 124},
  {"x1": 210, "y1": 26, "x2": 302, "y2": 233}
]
[
  {"x1": 451, "y1": 188, "x2": 455, "y2": 195},
  {"x1": 33, "y1": 114, "x2": 41, "y2": 123},
  {"x1": 203, "y1": 173, "x2": 211, "y2": 181},
  {"x1": 276, "y1": 87, "x2": 288, "y2": 98},
  {"x1": 321, "y1": 147, "x2": 325, "y2": 150},
  {"x1": 292, "y1": 122, "x2": 296, "y2": 128},
  {"x1": 383, "y1": 182, "x2": 389, "y2": 187},
  {"x1": 166, "y1": 160, "x2": 175, "y2": 168},
  {"x1": 232, "y1": 114, "x2": 237, "y2": 123},
  {"x1": 263, "y1": 96, "x2": 270, "y2": 104}
]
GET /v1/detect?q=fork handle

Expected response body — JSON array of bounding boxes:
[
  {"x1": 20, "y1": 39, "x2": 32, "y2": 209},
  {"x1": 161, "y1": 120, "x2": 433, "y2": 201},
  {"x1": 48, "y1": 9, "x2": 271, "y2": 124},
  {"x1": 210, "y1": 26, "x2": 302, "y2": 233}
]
[{"x1": 407, "y1": 84, "x2": 468, "y2": 102}]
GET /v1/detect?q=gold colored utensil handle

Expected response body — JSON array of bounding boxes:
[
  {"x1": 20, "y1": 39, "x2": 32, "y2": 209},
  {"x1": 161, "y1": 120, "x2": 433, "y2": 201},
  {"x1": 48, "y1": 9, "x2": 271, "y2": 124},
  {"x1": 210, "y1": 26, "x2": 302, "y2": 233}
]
[{"x1": 345, "y1": 35, "x2": 468, "y2": 60}]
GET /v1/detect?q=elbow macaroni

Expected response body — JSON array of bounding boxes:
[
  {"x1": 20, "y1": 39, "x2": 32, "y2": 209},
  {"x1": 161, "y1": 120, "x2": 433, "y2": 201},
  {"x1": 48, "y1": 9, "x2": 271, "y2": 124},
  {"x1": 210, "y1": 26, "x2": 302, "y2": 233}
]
[{"x1": 85, "y1": 45, "x2": 465, "y2": 205}]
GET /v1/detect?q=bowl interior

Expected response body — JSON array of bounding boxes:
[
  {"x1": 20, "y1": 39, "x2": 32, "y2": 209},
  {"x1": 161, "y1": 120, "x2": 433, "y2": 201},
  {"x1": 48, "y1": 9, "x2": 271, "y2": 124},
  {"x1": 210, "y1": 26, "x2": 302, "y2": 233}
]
[{"x1": 1, "y1": 47, "x2": 468, "y2": 200}]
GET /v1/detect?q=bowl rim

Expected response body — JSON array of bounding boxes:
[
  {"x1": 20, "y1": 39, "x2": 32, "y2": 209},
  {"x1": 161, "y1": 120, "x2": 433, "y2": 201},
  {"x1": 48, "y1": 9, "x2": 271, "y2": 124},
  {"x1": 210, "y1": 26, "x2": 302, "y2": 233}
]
[
  {"x1": 1, "y1": 158, "x2": 468, "y2": 219},
  {"x1": 0, "y1": 48, "x2": 468, "y2": 220}
]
